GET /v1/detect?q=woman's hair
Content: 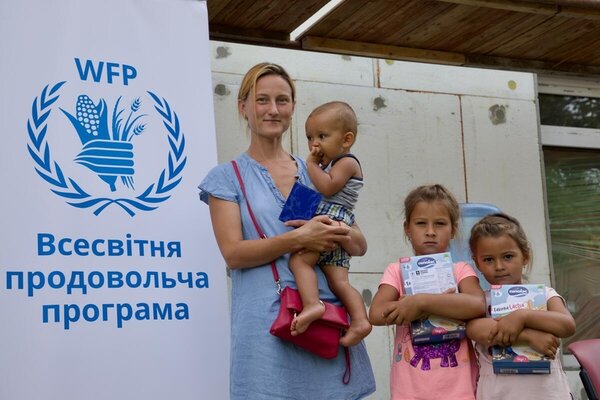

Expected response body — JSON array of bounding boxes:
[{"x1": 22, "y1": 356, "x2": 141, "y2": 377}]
[
  {"x1": 403, "y1": 184, "x2": 460, "y2": 235},
  {"x1": 469, "y1": 213, "x2": 532, "y2": 275},
  {"x1": 237, "y1": 62, "x2": 296, "y2": 118},
  {"x1": 307, "y1": 101, "x2": 358, "y2": 137}
]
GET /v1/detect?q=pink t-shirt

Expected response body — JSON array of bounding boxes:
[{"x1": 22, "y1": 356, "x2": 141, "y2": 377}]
[{"x1": 380, "y1": 261, "x2": 478, "y2": 400}]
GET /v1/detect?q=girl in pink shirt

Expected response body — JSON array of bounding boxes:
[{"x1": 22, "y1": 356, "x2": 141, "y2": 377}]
[{"x1": 369, "y1": 184, "x2": 486, "y2": 400}]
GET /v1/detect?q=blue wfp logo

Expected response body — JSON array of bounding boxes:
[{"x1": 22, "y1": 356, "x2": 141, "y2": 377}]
[
  {"x1": 61, "y1": 94, "x2": 145, "y2": 192},
  {"x1": 27, "y1": 59, "x2": 187, "y2": 216}
]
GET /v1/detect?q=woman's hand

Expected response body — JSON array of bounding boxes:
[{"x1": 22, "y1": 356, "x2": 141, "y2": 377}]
[
  {"x1": 285, "y1": 215, "x2": 350, "y2": 253},
  {"x1": 210, "y1": 198, "x2": 347, "y2": 269},
  {"x1": 341, "y1": 221, "x2": 367, "y2": 256},
  {"x1": 286, "y1": 216, "x2": 367, "y2": 256}
]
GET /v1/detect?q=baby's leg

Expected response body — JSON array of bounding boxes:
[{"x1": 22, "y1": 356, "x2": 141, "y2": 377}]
[
  {"x1": 289, "y1": 251, "x2": 324, "y2": 336},
  {"x1": 322, "y1": 265, "x2": 372, "y2": 347}
]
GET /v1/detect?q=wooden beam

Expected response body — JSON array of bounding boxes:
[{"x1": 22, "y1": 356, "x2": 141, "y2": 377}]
[
  {"x1": 209, "y1": 24, "x2": 300, "y2": 48},
  {"x1": 301, "y1": 36, "x2": 466, "y2": 65},
  {"x1": 558, "y1": 6, "x2": 600, "y2": 19},
  {"x1": 435, "y1": 0, "x2": 557, "y2": 15},
  {"x1": 530, "y1": 0, "x2": 600, "y2": 10},
  {"x1": 299, "y1": 35, "x2": 600, "y2": 75},
  {"x1": 437, "y1": 0, "x2": 600, "y2": 19},
  {"x1": 465, "y1": 53, "x2": 600, "y2": 75}
]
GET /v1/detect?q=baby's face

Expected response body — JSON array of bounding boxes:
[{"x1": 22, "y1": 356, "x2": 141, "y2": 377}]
[{"x1": 305, "y1": 111, "x2": 350, "y2": 166}]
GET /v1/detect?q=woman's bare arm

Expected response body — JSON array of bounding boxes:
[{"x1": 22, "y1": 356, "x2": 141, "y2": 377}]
[
  {"x1": 209, "y1": 196, "x2": 353, "y2": 269},
  {"x1": 343, "y1": 221, "x2": 367, "y2": 256}
]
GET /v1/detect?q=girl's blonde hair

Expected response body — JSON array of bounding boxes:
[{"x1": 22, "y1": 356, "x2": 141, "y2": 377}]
[
  {"x1": 237, "y1": 62, "x2": 296, "y2": 117},
  {"x1": 469, "y1": 213, "x2": 532, "y2": 276},
  {"x1": 403, "y1": 184, "x2": 460, "y2": 236}
]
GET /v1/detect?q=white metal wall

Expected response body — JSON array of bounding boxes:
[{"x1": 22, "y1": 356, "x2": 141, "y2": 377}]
[{"x1": 208, "y1": 41, "x2": 583, "y2": 399}]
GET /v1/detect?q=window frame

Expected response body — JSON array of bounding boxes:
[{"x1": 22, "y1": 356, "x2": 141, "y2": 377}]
[
  {"x1": 538, "y1": 74, "x2": 600, "y2": 367},
  {"x1": 538, "y1": 75, "x2": 600, "y2": 150}
]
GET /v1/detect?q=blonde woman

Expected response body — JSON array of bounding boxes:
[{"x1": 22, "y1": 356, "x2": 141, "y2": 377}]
[{"x1": 199, "y1": 63, "x2": 375, "y2": 399}]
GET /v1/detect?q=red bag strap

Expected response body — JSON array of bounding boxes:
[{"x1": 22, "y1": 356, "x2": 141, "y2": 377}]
[
  {"x1": 231, "y1": 160, "x2": 282, "y2": 292},
  {"x1": 231, "y1": 160, "x2": 351, "y2": 384}
]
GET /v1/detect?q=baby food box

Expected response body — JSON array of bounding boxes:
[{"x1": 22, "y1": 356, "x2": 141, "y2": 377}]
[
  {"x1": 489, "y1": 284, "x2": 551, "y2": 374},
  {"x1": 400, "y1": 252, "x2": 466, "y2": 344}
]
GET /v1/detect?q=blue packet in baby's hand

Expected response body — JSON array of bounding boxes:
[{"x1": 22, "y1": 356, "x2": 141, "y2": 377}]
[{"x1": 279, "y1": 181, "x2": 322, "y2": 222}]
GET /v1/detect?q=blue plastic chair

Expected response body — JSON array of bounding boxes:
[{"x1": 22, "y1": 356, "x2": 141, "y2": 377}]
[{"x1": 448, "y1": 203, "x2": 501, "y2": 291}]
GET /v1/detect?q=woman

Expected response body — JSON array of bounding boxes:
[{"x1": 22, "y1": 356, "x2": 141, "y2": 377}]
[{"x1": 199, "y1": 62, "x2": 376, "y2": 399}]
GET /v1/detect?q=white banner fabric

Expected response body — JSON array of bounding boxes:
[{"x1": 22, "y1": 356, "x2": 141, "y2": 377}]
[{"x1": 0, "y1": 0, "x2": 229, "y2": 399}]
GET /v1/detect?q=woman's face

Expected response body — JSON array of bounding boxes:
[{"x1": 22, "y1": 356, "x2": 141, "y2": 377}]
[{"x1": 239, "y1": 74, "x2": 295, "y2": 140}]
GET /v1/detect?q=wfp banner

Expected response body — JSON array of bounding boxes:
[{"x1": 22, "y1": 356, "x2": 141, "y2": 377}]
[{"x1": 0, "y1": 1, "x2": 229, "y2": 399}]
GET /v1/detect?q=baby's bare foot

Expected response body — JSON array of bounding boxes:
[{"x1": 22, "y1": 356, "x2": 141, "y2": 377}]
[
  {"x1": 339, "y1": 318, "x2": 372, "y2": 347},
  {"x1": 291, "y1": 301, "x2": 325, "y2": 336}
]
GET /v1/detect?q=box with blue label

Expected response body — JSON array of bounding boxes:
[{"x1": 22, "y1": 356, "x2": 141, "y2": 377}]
[
  {"x1": 490, "y1": 284, "x2": 551, "y2": 374},
  {"x1": 400, "y1": 252, "x2": 465, "y2": 344}
]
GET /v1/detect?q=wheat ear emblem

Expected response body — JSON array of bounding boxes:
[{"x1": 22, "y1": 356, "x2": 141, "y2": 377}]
[{"x1": 60, "y1": 95, "x2": 146, "y2": 191}]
